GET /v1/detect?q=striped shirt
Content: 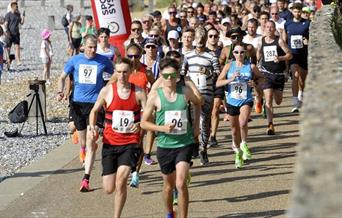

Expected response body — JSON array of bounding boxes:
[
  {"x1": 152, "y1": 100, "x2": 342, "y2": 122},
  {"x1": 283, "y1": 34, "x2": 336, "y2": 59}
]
[
  {"x1": 140, "y1": 55, "x2": 160, "y2": 79},
  {"x1": 181, "y1": 50, "x2": 220, "y2": 97}
]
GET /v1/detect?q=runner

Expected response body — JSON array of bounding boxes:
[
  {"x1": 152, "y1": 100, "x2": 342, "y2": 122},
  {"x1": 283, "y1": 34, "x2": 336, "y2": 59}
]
[
  {"x1": 206, "y1": 27, "x2": 223, "y2": 148},
  {"x1": 181, "y1": 26, "x2": 220, "y2": 165},
  {"x1": 216, "y1": 44, "x2": 259, "y2": 168},
  {"x1": 87, "y1": 58, "x2": 146, "y2": 218},
  {"x1": 56, "y1": 35, "x2": 114, "y2": 191},
  {"x1": 257, "y1": 20, "x2": 292, "y2": 135},
  {"x1": 284, "y1": 3, "x2": 310, "y2": 112},
  {"x1": 141, "y1": 58, "x2": 201, "y2": 218}
]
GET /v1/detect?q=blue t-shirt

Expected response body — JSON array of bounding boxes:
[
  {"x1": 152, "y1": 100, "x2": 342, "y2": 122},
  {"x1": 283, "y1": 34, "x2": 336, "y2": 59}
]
[
  {"x1": 226, "y1": 61, "x2": 253, "y2": 107},
  {"x1": 285, "y1": 19, "x2": 310, "y2": 55},
  {"x1": 64, "y1": 53, "x2": 113, "y2": 103}
]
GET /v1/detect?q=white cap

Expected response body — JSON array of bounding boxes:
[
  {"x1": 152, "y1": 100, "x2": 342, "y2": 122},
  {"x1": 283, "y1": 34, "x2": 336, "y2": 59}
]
[
  {"x1": 221, "y1": 0, "x2": 229, "y2": 5},
  {"x1": 168, "y1": 30, "x2": 180, "y2": 40},
  {"x1": 221, "y1": 17, "x2": 231, "y2": 25}
]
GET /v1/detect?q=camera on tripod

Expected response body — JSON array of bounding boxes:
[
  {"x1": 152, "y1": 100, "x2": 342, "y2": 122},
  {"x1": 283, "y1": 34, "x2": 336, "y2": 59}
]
[{"x1": 29, "y1": 83, "x2": 40, "y2": 92}]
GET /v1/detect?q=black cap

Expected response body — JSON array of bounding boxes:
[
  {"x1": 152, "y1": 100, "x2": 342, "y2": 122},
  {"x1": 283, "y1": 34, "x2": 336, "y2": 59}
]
[
  {"x1": 151, "y1": 10, "x2": 162, "y2": 17},
  {"x1": 227, "y1": 27, "x2": 246, "y2": 37}
]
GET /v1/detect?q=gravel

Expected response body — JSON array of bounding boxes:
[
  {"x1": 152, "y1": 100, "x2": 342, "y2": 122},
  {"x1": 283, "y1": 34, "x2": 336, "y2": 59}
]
[{"x1": 0, "y1": 1, "x2": 92, "y2": 182}]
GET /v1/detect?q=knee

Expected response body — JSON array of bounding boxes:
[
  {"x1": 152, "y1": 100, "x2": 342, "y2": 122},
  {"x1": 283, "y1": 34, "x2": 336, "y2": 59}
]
[
  {"x1": 176, "y1": 180, "x2": 187, "y2": 193},
  {"x1": 103, "y1": 185, "x2": 115, "y2": 194},
  {"x1": 239, "y1": 120, "x2": 248, "y2": 129},
  {"x1": 164, "y1": 182, "x2": 174, "y2": 193}
]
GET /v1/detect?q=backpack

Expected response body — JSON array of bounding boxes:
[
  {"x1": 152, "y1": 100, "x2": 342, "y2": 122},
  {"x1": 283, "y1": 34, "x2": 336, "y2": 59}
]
[
  {"x1": 8, "y1": 100, "x2": 29, "y2": 123},
  {"x1": 61, "y1": 14, "x2": 69, "y2": 27}
]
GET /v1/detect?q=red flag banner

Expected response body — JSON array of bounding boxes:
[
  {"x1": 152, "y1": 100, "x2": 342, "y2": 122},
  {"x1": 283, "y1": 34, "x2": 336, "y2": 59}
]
[{"x1": 91, "y1": 0, "x2": 132, "y2": 55}]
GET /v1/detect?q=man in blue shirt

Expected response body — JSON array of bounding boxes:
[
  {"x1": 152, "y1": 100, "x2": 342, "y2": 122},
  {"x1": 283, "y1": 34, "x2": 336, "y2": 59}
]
[
  {"x1": 57, "y1": 34, "x2": 113, "y2": 192},
  {"x1": 285, "y1": 3, "x2": 310, "y2": 113}
]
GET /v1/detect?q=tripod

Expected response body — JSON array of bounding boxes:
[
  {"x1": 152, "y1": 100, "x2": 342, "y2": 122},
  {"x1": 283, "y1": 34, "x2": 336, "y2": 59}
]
[{"x1": 20, "y1": 87, "x2": 48, "y2": 135}]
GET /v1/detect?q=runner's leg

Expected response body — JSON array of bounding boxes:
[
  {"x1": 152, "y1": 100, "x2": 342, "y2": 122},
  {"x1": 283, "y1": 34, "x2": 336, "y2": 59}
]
[
  {"x1": 162, "y1": 172, "x2": 176, "y2": 215},
  {"x1": 114, "y1": 165, "x2": 131, "y2": 218},
  {"x1": 175, "y1": 161, "x2": 190, "y2": 218}
]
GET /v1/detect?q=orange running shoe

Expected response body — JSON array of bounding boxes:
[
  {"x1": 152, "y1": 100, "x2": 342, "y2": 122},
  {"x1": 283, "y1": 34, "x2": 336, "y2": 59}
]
[
  {"x1": 255, "y1": 100, "x2": 262, "y2": 113},
  {"x1": 79, "y1": 147, "x2": 86, "y2": 163},
  {"x1": 72, "y1": 131, "x2": 79, "y2": 144}
]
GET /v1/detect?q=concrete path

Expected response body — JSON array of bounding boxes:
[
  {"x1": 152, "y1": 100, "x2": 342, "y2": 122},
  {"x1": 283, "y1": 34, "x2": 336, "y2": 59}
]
[{"x1": 0, "y1": 83, "x2": 298, "y2": 218}]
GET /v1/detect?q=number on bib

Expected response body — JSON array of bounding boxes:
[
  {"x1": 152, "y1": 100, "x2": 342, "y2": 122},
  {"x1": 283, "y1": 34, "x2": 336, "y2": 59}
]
[
  {"x1": 164, "y1": 110, "x2": 188, "y2": 135},
  {"x1": 230, "y1": 82, "x2": 247, "y2": 100},
  {"x1": 189, "y1": 73, "x2": 207, "y2": 89},
  {"x1": 290, "y1": 35, "x2": 303, "y2": 49},
  {"x1": 112, "y1": 110, "x2": 134, "y2": 133},
  {"x1": 263, "y1": 45, "x2": 278, "y2": 62},
  {"x1": 79, "y1": 64, "x2": 98, "y2": 84}
]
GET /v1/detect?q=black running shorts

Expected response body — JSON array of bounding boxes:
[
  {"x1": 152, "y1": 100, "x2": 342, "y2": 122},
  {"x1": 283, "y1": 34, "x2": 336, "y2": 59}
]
[
  {"x1": 102, "y1": 143, "x2": 141, "y2": 176},
  {"x1": 156, "y1": 144, "x2": 193, "y2": 175},
  {"x1": 226, "y1": 101, "x2": 253, "y2": 116}
]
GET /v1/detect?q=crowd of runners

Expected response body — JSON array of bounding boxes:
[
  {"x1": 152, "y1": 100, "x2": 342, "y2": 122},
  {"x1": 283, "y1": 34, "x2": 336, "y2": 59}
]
[{"x1": 56, "y1": 0, "x2": 314, "y2": 217}]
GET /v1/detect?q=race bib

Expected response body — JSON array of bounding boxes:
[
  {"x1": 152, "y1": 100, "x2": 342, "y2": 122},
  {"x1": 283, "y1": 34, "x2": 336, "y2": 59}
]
[
  {"x1": 290, "y1": 35, "x2": 303, "y2": 49},
  {"x1": 79, "y1": 64, "x2": 98, "y2": 84},
  {"x1": 189, "y1": 73, "x2": 207, "y2": 89},
  {"x1": 164, "y1": 110, "x2": 188, "y2": 135},
  {"x1": 112, "y1": 110, "x2": 134, "y2": 133},
  {"x1": 263, "y1": 45, "x2": 278, "y2": 62},
  {"x1": 230, "y1": 82, "x2": 247, "y2": 100}
]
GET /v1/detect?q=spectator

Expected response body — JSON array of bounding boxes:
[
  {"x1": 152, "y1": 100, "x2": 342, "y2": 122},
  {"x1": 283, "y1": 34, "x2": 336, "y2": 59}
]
[
  {"x1": 5, "y1": 1, "x2": 25, "y2": 66},
  {"x1": 39, "y1": 29, "x2": 53, "y2": 84},
  {"x1": 68, "y1": 15, "x2": 82, "y2": 56}
]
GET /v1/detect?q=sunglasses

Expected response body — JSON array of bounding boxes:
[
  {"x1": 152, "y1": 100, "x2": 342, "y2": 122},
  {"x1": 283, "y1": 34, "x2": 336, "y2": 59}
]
[
  {"x1": 180, "y1": 16, "x2": 187, "y2": 19},
  {"x1": 233, "y1": 51, "x2": 245, "y2": 55},
  {"x1": 271, "y1": 13, "x2": 278, "y2": 15},
  {"x1": 145, "y1": 45, "x2": 156, "y2": 49},
  {"x1": 169, "y1": 11, "x2": 177, "y2": 15},
  {"x1": 187, "y1": 11, "x2": 194, "y2": 13},
  {"x1": 161, "y1": 72, "x2": 178, "y2": 79},
  {"x1": 149, "y1": 34, "x2": 158, "y2": 38},
  {"x1": 231, "y1": 35, "x2": 241, "y2": 40},
  {"x1": 223, "y1": 23, "x2": 230, "y2": 26},
  {"x1": 127, "y1": 54, "x2": 140, "y2": 59},
  {"x1": 209, "y1": 34, "x2": 219, "y2": 39},
  {"x1": 142, "y1": 20, "x2": 150, "y2": 24},
  {"x1": 131, "y1": 28, "x2": 141, "y2": 32}
]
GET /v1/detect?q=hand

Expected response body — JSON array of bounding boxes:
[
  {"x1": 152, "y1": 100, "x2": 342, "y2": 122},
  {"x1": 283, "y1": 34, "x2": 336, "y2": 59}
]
[
  {"x1": 56, "y1": 92, "x2": 64, "y2": 101},
  {"x1": 87, "y1": 125, "x2": 99, "y2": 141},
  {"x1": 303, "y1": 37, "x2": 308, "y2": 45},
  {"x1": 130, "y1": 123, "x2": 141, "y2": 133},
  {"x1": 163, "y1": 123, "x2": 175, "y2": 133},
  {"x1": 273, "y1": 56, "x2": 279, "y2": 63}
]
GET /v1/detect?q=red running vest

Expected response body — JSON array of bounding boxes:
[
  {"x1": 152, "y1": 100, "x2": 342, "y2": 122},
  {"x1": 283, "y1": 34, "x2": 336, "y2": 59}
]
[{"x1": 103, "y1": 83, "x2": 141, "y2": 146}]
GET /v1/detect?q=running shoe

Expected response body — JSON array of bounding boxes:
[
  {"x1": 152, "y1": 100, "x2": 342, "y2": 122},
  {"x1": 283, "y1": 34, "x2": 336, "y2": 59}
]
[
  {"x1": 72, "y1": 131, "x2": 79, "y2": 144},
  {"x1": 143, "y1": 155, "x2": 155, "y2": 165},
  {"x1": 208, "y1": 136, "x2": 218, "y2": 148},
  {"x1": 129, "y1": 172, "x2": 139, "y2": 188},
  {"x1": 291, "y1": 107, "x2": 299, "y2": 113},
  {"x1": 240, "y1": 143, "x2": 252, "y2": 160},
  {"x1": 173, "y1": 189, "x2": 178, "y2": 205},
  {"x1": 266, "y1": 124, "x2": 275, "y2": 135},
  {"x1": 235, "y1": 151, "x2": 244, "y2": 169},
  {"x1": 79, "y1": 147, "x2": 86, "y2": 163},
  {"x1": 255, "y1": 99, "x2": 262, "y2": 113},
  {"x1": 199, "y1": 150, "x2": 209, "y2": 165},
  {"x1": 80, "y1": 179, "x2": 90, "y2": 192}
]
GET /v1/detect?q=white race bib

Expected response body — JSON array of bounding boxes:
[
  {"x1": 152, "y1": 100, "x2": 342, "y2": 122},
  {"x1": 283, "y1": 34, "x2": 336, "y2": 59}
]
[
  {"x1": 79, "y1": 64, "x2": 98, "y2": 84},
  {"x1": 112, "y1": 110, "x2": 134, "y2": 133},
  {"x1": 164, "y1": 110, "x2": 188, "y2": 135},
  {"x1": 230, "y1": 82, "x2": 247, "y2": 100},
  {"x1": 263, "y1": 45, "x2": 278, "y2": 62},
  {"x1": 290, "y1": 35, "x2": 303, "y2": 49},
  {"x1": 189, "y1": 73, "x2": 207, "y2": 89}
]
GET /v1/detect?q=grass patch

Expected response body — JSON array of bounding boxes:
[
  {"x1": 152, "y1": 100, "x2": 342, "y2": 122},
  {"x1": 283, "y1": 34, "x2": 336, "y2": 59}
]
[{"x1": 155, "y1": 0, "x2": 179, "y2": 8}]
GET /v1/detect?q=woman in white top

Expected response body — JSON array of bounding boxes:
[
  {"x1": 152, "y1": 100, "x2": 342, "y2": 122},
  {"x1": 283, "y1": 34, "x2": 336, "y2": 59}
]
[
  {"x1": 96, "y1": 27, "x2": 121, "y2": 81},
  {"x1": 39, "y1": 29, "x2": 53, "y2": 84}
]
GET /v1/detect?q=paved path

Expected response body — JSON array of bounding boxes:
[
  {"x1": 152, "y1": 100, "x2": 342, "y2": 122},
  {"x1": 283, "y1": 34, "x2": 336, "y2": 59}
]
[{"x1": 0, "y1": 83, "x2": 298, "y2": 218}]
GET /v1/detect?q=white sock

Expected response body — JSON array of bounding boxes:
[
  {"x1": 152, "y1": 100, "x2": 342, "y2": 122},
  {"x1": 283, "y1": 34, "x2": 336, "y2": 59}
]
[
  {"x1": 292, "y1": 97, "x2": 298, "y2": 107},
  {"x1": 232, "y1": 142, "x2": 239, "y2": 153},
  {"x1": 298, "y1": 91, "x2": 304, "y2": 102},
  {"x1": 240, "y1": 140, "x2": 246, "y2": 146}
]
